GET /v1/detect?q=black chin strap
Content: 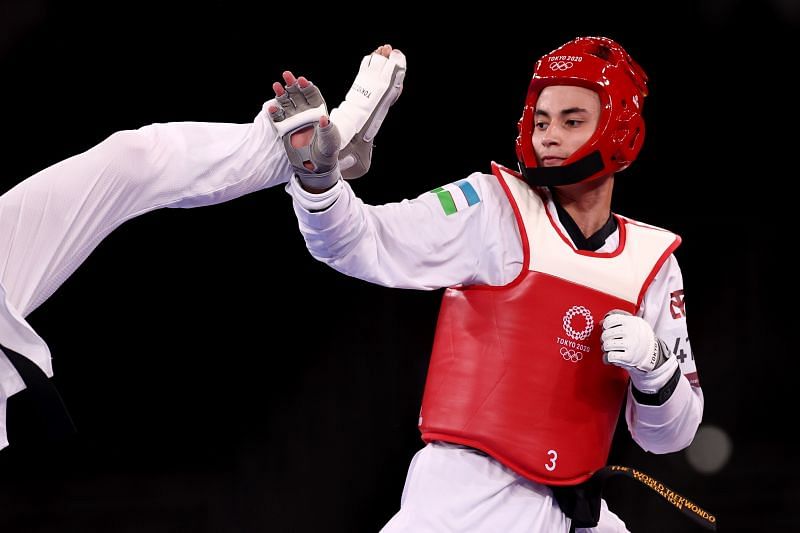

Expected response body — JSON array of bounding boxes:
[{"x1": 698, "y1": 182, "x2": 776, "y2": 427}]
[
  {"x1": 1, "y1": 343, "x2": 76, "y2": 441},
  {"x1": 519, "y1": 151, "x2": 605, "y2": 186}
]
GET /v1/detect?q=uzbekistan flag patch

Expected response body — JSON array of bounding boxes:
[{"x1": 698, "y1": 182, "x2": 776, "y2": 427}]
[{"x1": 431, "y1": 180, "x2": 480, "y2": 216}]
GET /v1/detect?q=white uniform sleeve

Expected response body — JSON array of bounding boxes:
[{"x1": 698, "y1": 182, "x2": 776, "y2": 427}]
[
  {"x1": 0, "y1": 104, "x2": 291, "y2": 317},
  {"x1": 0, "y1": 105, "x2": 292, "y2": 452},
  {"x1": 626, "y1": 254, "x2": 704, "y2": 453},
  {"x1": 287, "y1": 172, "x2": 522, "y2": 289}
]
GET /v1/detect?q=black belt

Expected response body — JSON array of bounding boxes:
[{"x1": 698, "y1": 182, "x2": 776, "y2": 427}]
[
  {"x1": 1, "y1": 343, "x2": 76, "y2": 440},
  {"x1": 553, "y1": 464, "x2": 717, "y2": 531}
]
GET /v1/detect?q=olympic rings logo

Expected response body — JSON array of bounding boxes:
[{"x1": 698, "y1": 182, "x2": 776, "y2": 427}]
[
  {"x1": 549, "y1": 61, "x2": 574, "y2": 71},
  {"x1": 563, "y1": 306, "x2": 594, "y2": 340},
  {"x1": 560, "y1": 347, "x2": 583, "y2": 362}
]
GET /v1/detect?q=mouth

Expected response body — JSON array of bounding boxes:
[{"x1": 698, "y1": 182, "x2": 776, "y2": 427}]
[{"x1": 541, "y1": 156, "x2": 565, "y2": 167}]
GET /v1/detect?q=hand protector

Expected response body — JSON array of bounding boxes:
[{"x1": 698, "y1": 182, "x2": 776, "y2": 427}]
[
  {"x1": 267, "y1": 81, "x2": 342, "y2": 190},
  {"x1": 268, "y1": 79, "x2": 328, "y2": 139},
  {"x1": 330, "y1": 49, "x2": 406, "y2": 179},
  {"x1": 601, "y1": 310, "x2": 678, "y2": 393}
]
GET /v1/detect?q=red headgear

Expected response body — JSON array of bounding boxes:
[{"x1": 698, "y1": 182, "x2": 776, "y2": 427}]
[{"x1": 516, "y1": 36, "x2": 649, "y2": 186}]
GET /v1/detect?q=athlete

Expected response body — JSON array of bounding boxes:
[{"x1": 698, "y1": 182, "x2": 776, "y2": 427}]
[
  {"x1": 0, "y1": 45, "x2": 406, "y2": 452},
  {"x1": 279, "y1": 37, "x2": 703, "y2": 532}
]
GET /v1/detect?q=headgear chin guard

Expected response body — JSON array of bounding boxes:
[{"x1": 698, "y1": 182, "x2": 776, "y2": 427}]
[{"x1": 515, "y1": 36, "x2": 649, "y2": 187}]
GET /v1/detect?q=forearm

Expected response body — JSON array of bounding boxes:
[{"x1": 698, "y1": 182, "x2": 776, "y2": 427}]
[
  {"x1": 625, "y1": 377, "x2": 704, "y2": 453},
  {"x1": 287, "y1": 177, "x2": 483, "y2": 290},
  {"x1": 289, "y1": 177, "x2": 429, "y2": 288},
  {"x1": 121, "y1": 106, "x2": 292, "y2": 210},
  {"x1": 621, "y1": 254, "x2": 703, "y2": 453},
  {"x1": 0, "y1": 106, "x2": 291, "y2": 316}
]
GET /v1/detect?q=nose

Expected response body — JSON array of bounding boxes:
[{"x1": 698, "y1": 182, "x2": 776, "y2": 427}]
[{"x1": 539, "y1": 124, "x2": 561, "y2": 147}]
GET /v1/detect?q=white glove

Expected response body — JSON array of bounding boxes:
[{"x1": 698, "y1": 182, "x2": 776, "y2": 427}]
[
  {"x1": 601, "y1": 310, "x2": 678, "y2": 393},
  {"x1": 330, "y1": 48, "x2": 406, "y2": 179},
  {"x1": 267, "y1": 81, "x2": 342, "y2": 191}
]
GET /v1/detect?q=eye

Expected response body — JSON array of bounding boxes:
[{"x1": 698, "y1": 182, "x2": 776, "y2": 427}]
[
  {"x1": 565, "y1": 119, "x2": 584, "y2": 128},
  {"x1": 535, "y1": 121, "x2": 548, "y2": 130}
]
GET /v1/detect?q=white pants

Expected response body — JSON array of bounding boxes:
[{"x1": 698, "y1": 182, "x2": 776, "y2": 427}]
[{"x1": 380, "y1": 442, "x2": 629, "y2": 533}]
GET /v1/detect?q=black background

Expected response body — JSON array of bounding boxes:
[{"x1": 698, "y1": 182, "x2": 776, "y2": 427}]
[{"x1": 1, "y1": 1, "x2": 797, "y2": 531}]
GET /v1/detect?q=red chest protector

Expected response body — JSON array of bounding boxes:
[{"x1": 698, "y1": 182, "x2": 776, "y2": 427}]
[{"x1": 419, "y1": 163, "x2": 680, "y2": 486}]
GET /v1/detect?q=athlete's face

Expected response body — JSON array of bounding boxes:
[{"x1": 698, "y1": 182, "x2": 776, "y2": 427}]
[{"x1": 532, "y1": 85, "x2": 601, "y2": 166}]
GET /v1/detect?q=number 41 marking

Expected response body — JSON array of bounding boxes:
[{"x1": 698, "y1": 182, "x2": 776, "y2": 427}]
[{"x1": 673, "y1": 337, "x2": 691, "y2": 364}]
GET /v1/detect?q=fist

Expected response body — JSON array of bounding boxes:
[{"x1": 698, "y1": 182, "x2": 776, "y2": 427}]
[
  {"x1": 601, "y1": 310, "x2": 680, "y2": 394},
  {"x1": 601, "y1": 310, "x2": 660, "y2": 373}
]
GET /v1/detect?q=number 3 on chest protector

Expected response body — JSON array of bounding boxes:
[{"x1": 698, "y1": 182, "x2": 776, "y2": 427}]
[{"x1": 545, "y1": 449, "x2": 558, "y2": 471}]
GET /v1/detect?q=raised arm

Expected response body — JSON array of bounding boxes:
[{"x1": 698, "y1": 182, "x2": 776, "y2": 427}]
[{"x1": 0, "y1": 44, "x2": 408, "y2": 451}]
